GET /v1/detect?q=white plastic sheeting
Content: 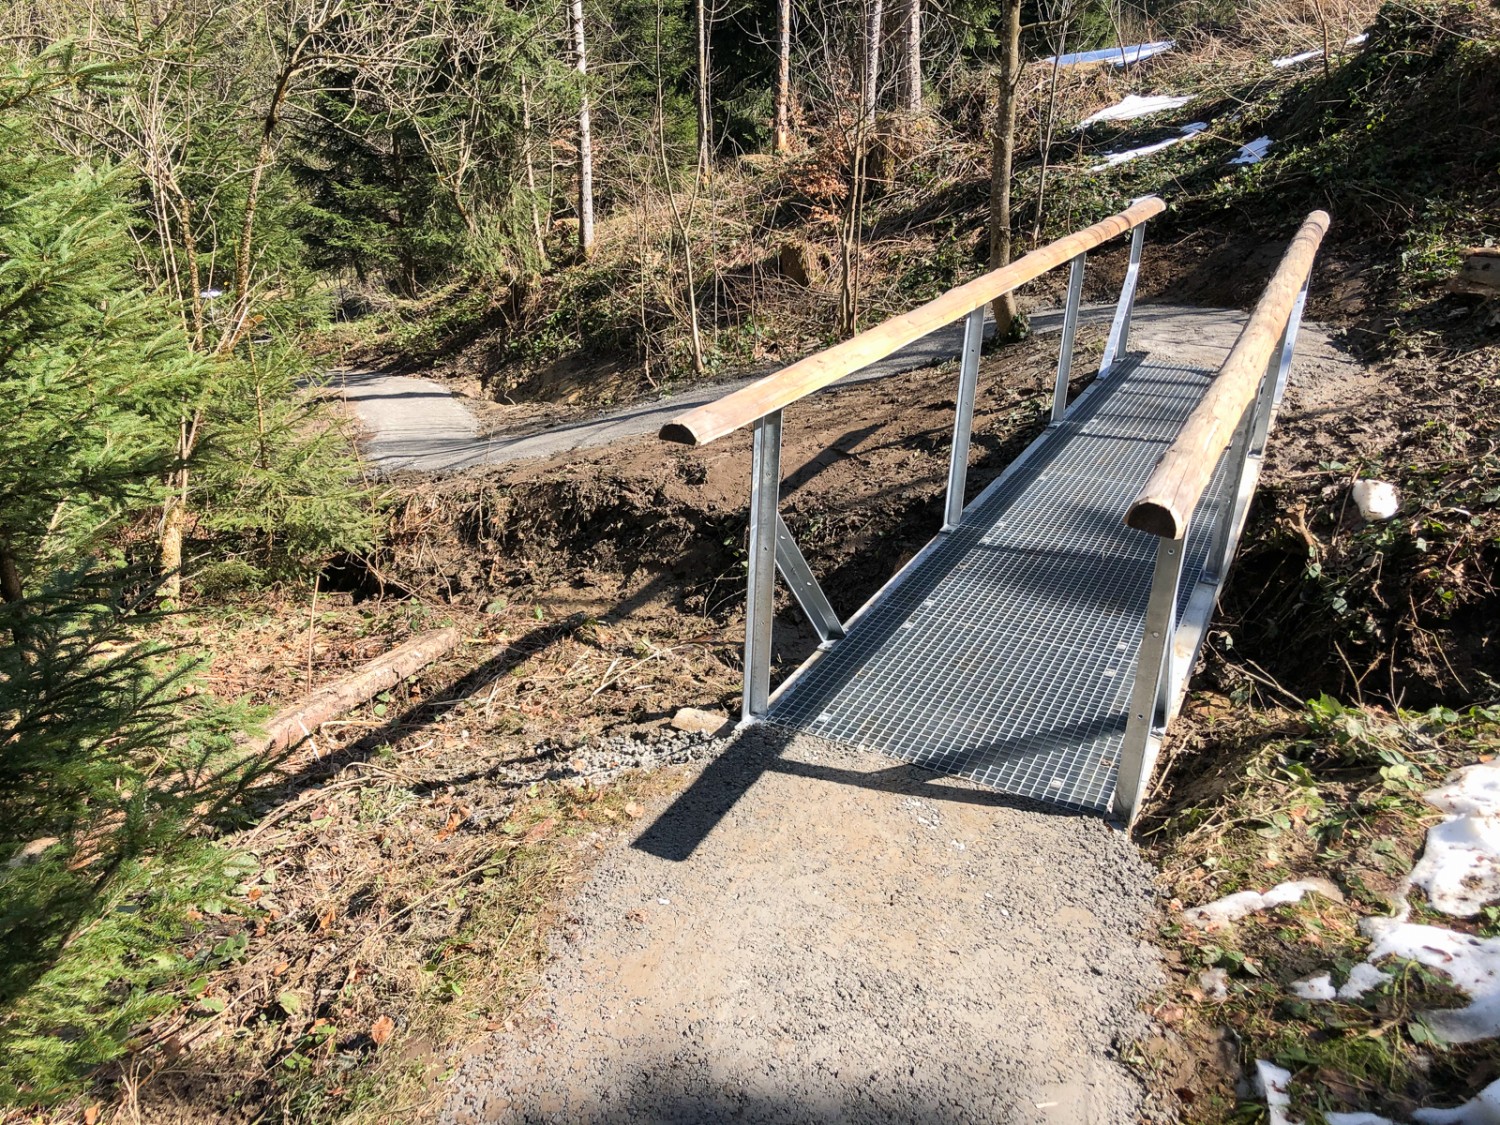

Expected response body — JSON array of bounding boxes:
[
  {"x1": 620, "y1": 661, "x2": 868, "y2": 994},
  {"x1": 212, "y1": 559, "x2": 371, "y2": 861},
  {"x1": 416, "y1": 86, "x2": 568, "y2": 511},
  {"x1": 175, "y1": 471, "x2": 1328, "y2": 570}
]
[
  {"x1": 1089, "y1": 121, "x2": 1207, "y2": 170},
  {"x1": 1045, "y1": 40, "x2": 1175, "y2": 67},
  {"x1": 1273, "y1": 48, "x2": 1324, "y2": 68},
  {"x1": 1229, "y1": 136, "x2": 1273, "y2": 164},
  {"x1": 1272, "y1": 33, "x2": 1370, "y2": 68},
  {"x1": 1076, "y1": 93, "x2": 1192, "y2": 129}
]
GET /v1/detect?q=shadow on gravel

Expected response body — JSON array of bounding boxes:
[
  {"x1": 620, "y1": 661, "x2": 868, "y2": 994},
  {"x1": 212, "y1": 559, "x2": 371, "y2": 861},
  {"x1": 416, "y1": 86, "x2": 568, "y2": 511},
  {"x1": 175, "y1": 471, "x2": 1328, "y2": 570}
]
[
  {"x1": 508, "y1": 1086, "x2": 988, "y2": 1124},
  {"x1": 634, "y1": 724, "x2": 1093, "y2": 863}
]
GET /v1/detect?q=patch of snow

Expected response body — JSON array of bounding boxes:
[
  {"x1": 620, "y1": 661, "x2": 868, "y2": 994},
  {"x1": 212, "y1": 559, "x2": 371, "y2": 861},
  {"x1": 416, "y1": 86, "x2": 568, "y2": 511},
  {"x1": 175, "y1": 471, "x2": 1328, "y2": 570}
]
[
  {"x1": 1362, "y1": 919, "x2": 1500, "y2": 1044},
  {"x1": 1347, "y1": 33, "x2": 1369, "y2": 46},
  {"x1": 1257, "y1": 1060, "x2": 1298, "y2": 1125},
  {"x1": 1076, "y1": 93, "x2": 1192, "y2": 129},
  {"x1": 1089, "y1": 121, "x2": 1207, "y2": 171},
  {"x1": 1338, "y1": 961, "x2": 1392, "y2": 999},
  {"x1": 1353, "y1": 479, "x2": 1400, "y2": 520},
  {"x1": 1229, "y1": 136, "x2": 1273, "y2": 165},
  {"x1": 1407, "y1": 765, "x2": 1500, "y2": 916},
  {"x1": 1413, "y1": 1076, "x2": 1500, "y2": 1123},
  {"x1": 1327, "y1": 1114, "x2": 1400, "y2": 1125},
  {"x1": 1273, "y1": 48, "x2": 1324, "y2": 68},
  {"x1": 1292, "y1": 972, "x2": 1336, "y2": 1000},
  {"x1": 1182, "y1": 877, "x2": 1342, "y2": 929},
  {"x1": 200, "y1": 287, "x2": 224, "y2": 300},
  {"x1": 1046, "y1": 40, "x2": 1175, "y2": 67}
]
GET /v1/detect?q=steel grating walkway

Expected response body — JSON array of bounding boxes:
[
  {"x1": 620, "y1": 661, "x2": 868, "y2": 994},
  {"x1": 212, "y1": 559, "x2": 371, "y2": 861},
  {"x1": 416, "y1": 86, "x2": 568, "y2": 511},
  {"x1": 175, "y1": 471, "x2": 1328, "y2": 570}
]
[{"x1": 765, "y1": 355, "x2": 1236, "y2": 814}]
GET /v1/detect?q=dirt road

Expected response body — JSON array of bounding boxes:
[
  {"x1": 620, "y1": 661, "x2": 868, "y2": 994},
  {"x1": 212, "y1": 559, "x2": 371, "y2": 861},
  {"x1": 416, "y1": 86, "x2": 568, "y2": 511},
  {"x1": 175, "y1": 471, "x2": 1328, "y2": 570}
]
[
  {"x1": 440, "y1": 727, "x2": 1162, "y2": 1125},
  {"x1": 336, "y1": 304, "x2": 1260, "y2": 474}
]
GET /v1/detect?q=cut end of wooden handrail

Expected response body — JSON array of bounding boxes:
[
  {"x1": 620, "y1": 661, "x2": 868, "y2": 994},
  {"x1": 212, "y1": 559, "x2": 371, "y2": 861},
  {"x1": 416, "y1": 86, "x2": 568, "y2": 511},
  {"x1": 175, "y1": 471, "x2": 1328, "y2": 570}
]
[
  {"x1": 1125, "y1": 501, "x2": 1183, "y2": 539},
  {"x1": 659, "y1": 421, "x2": 700, "y2": 446}
]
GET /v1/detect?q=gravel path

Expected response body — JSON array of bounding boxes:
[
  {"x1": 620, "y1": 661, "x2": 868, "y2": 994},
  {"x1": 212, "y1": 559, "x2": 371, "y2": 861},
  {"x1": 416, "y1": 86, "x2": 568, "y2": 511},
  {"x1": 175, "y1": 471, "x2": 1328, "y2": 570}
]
[
  {"x1": 440, "y1": 727, "x2": 1162, "y2": 1125},
  {"x1": 336, "y1": 304, "x2": 1267, "y2": 474}
]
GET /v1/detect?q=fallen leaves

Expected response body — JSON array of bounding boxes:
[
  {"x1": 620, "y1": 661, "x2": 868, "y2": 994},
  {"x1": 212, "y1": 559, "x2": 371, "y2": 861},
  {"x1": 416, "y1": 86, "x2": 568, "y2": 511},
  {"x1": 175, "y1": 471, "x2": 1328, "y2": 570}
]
[
  {"x1": 523, "y1": 817, "x2": 557, "y2": 844},
  {"x1": 370, "y1": 1015, "x2": 395, "y2": 1047}
]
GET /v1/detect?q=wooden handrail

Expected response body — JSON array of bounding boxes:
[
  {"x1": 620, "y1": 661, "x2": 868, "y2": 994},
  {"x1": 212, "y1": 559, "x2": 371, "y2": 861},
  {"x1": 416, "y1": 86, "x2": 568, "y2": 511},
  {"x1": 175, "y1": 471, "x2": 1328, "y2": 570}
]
[
  {"x1": 1125, "y1": 210, "x2": 1330, "y2": 539},
  {"x1": 659, "y1": 196, "x2": 1167, "y2": 447}
]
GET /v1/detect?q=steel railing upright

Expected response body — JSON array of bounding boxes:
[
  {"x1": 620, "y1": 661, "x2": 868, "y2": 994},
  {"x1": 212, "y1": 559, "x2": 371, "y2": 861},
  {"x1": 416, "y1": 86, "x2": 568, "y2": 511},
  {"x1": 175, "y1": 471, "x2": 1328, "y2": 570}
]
[
  {"x1": 1114, "y1": 210, "x2": 1330, "y2": 823},
  {"x1": 661, "y1": 197, "x2": 1166, "y2": 724}
]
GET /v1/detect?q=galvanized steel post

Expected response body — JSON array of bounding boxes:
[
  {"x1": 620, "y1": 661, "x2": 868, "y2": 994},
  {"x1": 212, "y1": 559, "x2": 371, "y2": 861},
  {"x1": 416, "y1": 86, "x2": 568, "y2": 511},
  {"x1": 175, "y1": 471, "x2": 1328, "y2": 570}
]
[
  {"x1": 1099, "y1": 221, "x2": 1147, "y2": 377},
  {"x1": 743, "y1": 410, "x2": 783, "y2": 720},
  {"x1": 943, "y1": 307, "x2": 987, "y2": 531},
  {"x1": 1052, "y1": 252, "x2": 1088, "y2": 423},
  {"x1": 1114, "y1": 533, "x2": 1187, "y2": 823}
]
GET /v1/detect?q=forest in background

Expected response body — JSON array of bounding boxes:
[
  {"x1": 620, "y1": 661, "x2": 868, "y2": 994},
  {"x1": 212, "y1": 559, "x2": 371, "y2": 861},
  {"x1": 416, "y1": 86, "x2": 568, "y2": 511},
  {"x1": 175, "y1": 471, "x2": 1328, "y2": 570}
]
[{"x1": 3, "y1": 0, "x2": 1498, "y2": 1118}]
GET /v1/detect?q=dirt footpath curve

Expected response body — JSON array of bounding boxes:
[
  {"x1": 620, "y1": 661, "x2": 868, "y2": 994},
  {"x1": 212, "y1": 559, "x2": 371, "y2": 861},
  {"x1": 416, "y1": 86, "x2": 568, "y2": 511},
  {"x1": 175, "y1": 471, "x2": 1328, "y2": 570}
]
[{"x1": 440, "y1": 728, "x2": 1162, "y2": 1125}]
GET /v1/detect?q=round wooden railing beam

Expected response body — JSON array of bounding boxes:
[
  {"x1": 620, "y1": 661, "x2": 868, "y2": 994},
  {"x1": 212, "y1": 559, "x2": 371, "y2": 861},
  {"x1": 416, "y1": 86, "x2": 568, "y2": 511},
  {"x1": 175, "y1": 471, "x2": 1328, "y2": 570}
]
[
  {"x1": 659, "y1": 196, "x2": 1167, "y2": 447},
  {"x1": 1125, "y1": 210, "x2": 1330, "y2": 540}
]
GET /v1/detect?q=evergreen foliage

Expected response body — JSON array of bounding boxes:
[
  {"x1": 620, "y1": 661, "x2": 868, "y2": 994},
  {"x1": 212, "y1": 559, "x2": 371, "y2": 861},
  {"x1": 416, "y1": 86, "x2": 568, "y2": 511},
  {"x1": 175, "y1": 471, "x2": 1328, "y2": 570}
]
[
  {"x1": 0, "y1": 94, "x2": 201, "y2": 597},
  {"x1": 195, "y1": 345, "x2": 379, "y2": 586}
]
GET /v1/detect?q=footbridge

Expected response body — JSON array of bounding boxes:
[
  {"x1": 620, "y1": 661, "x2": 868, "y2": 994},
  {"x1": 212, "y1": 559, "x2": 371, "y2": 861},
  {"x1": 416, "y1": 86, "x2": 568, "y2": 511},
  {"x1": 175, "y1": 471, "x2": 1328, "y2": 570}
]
[{"x1": 660, "y1": 199, "x2": 1329, "y2": 823}]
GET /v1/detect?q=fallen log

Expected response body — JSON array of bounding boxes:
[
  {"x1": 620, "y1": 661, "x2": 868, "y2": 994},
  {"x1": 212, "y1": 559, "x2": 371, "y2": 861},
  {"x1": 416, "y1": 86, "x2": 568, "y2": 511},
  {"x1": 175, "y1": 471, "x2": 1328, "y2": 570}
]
[{"x1": 259, "y1": 627, "x2": 463, "y2": 753}]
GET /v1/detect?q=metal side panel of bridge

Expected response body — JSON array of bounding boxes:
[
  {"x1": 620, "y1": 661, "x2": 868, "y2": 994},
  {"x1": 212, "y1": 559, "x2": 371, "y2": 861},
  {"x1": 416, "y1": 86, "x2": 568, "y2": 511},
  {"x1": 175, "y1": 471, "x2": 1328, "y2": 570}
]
[{"x1": 763, "y1": 355, "x2": 1233, "y2": 814}]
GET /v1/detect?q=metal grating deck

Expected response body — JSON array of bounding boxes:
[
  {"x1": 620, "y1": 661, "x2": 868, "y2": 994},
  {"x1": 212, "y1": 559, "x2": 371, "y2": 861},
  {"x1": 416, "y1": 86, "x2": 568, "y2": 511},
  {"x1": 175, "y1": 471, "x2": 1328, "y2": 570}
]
[{"x1": 765, "y1": 355, "x2": 1235, "y2": 814}]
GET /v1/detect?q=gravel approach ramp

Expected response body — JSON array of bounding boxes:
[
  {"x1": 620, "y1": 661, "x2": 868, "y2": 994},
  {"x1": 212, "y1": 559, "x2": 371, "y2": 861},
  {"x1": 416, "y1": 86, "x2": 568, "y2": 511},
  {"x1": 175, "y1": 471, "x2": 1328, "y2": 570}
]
[{"x1": 440, "y1": 727, "x2": 1162, "y2": 1124}]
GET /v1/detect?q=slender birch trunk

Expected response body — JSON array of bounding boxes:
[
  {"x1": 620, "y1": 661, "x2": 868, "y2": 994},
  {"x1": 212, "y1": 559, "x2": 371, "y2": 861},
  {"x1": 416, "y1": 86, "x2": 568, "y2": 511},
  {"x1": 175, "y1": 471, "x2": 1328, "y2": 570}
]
[
  {"x1": 695, "y1": 0, "x2": 711, "y2": 182},
  {"x1": 520, "y1": 75, "x2": 550, "y2": 269},
  {"x1": 570, "y1": 0, "x2": 595, "y2": 258},
  {"x1": 773, "y1": 0, "x2": 791, "y2": 153},
  {"x1": 903, "y1": 0, "x2": 921, "y2": 112},
  {"x1": 863, "y1": 0, "x2": 884, "y2": 125},
  {"x1": 988, "y1": 0, "x2": 1021, "y2": 338}
]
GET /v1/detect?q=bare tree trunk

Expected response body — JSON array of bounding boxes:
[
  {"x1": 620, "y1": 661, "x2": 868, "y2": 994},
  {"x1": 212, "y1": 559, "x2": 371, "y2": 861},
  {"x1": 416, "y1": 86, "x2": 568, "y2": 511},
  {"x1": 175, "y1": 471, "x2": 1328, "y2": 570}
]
[
  {"x1": 838, "y1": 109, "x2": 869, "y2": 336},
  {"x1": 773, "y1": 0, "x2": 791, "y2": 153},
  {"x1": 0, "y1": 548, "x2": 22, "y2": 605},
  {"x1": 863, "y1": 0, "x2": 884, "y2": 125},
  {"x1": 223, "y1": 14, "x2": 329, "y2": 355},
  {"x1": 988, "y1": 0, "x2": 1021, "y2": 338},
  {"x1": 520, "y1": 75, "x2": 550, "y2": 270},
  {"x1": 1032, "y1": 15, "x2": 1067, "y2": 242},
  {"x1": 654, "y1": 0, "x2": 706, "y2": 374},
  {"x1": 570, "y1": 0, "x2": 595, "y2": 258},
  {"x1": 903, "y1": 0, "x2": 921, "y2": 112},
  {"x1": 160, "y1": 487, "x2": 185, "y2": 601},
  {"x1": 695, "y1": 0, "x2": 711, "y2": 182}
]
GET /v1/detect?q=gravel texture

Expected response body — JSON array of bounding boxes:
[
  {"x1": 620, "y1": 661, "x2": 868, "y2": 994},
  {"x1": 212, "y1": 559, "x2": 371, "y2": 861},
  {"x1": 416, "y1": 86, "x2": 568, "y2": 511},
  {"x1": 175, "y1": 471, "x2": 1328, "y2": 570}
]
[{"x1": 440, "y1": 726, "x2": 1162, "y2": 1124}]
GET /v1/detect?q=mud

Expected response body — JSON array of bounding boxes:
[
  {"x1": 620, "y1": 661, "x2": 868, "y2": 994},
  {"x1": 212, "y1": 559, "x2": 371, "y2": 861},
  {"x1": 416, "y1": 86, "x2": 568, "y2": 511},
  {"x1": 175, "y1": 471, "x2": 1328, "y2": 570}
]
[{"x1": 440, "y1": 726, "x2": 1162, "y2": 1125}]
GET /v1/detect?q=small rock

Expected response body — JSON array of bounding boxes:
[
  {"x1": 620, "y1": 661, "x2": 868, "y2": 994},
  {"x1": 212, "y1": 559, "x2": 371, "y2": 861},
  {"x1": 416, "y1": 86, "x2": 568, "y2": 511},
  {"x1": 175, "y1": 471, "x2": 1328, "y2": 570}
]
[
  {"x1": 1199, "y1": 967, "x2": 1230, "y2": 1000},
  {"x1": 1352, "y1": 479, "x2": 1399, "y2": 521},
  {"x1": 670, "y1": 707, "x2": 729, "y2": 735},
  {"x1": 8, "y1": 837, "x2": 60, "y2": 867}
]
